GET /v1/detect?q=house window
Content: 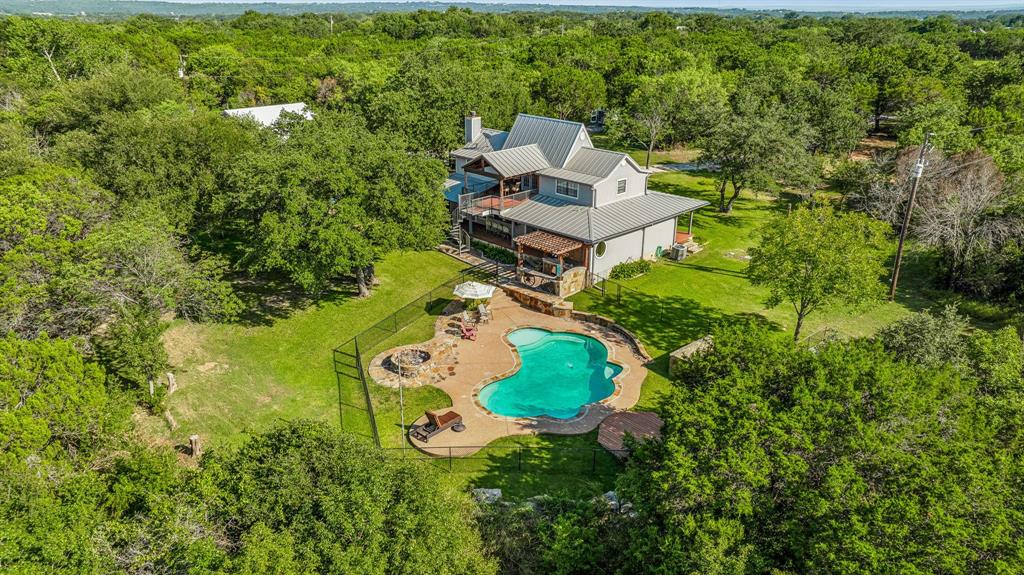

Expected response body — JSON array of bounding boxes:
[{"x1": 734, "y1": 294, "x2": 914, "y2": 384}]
[
  {"x1": 521, "y1": 174, "x2": 535, "y2": 191},
  {"x1": 556, "y1": 179, "x2": 579, "y2": 199},
  {"x1": 595, "y1": 241, "x2": 607, "y2": 258},
  {"x1": 617, "y1": 178, "x2": 627, "y2": 195}
]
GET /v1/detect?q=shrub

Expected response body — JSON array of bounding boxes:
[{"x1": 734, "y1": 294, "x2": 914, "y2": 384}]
[
  {"x1": 471, "y1": 240, "x2": 516, "y2": 265},
  {"x1": 608, "y1": 259, "x2": 652, "y2": 280}
]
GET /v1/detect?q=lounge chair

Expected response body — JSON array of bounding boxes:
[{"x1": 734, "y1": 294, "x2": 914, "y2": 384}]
[
  {"x1": 462, "y1": 310, "x2": 477, "y2": 325},
  {"x1": 477, "y1": 303, "x2": 491, "y2": 324},
  {"x1": 410, "y1": 409, "x2": 463, "y2": 443},
  {"x1": 458, "y1": 316, "x2": 477, "y2": 340}
]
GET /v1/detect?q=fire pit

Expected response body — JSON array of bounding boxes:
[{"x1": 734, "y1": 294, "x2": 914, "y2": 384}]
[{"x1": 387, "y1": 348, "x2": 432, "y2": 376}]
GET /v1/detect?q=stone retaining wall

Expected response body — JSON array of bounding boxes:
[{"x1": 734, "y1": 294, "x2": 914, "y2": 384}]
[{"x1": 570, "y1": 311, "x2": 653, "y2": 363}]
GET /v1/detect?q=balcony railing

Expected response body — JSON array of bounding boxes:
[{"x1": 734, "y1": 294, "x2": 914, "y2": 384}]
[{"x1": 459, "y1": 189, "x2": 536, "y2": 215}]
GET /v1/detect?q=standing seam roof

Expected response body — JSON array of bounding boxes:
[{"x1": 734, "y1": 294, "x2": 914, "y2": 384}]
[
  {"x1": 564, "y1": 147, "x2": 630, "y2": 179},
  {"x1": 480, "y1": 144, "x2": 552, "y2": 178},
  {"x1": 502, "y1": 191, "x2": 709, "y2": 242},
  {"x1": 502, "y1": 114, "x2": 591, "y2": 168}
]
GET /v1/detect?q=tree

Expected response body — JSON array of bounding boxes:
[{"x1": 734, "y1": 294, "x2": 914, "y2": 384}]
[
  {"x1": 540, "y1": 65, "x2": 605, "y2": 122},
  {"x1": 911, "y1": 151, "x2": 1022, "y2": 291},
  {"x1": 199, "y1": 420, "x2": 496, "y2": 574},
  {"x1": 226, "y1": 112, "x2": 448, "y2": 295},
  {"x1": 614, "y1": 68, "x2": 727, "y2": 167},
  {"x1": 747, "y1": 205, "x2": 891, "y2": 340},
  {"x1": 699, "y1": 103, "x2": 818, "y2": 213},
  {"x1": 95, "y1": 305, "x2": 169, "y2": 410},
  {"x1": 0, "y1": 333, "x2": 123, "y2": 462},
  {"x1": 618, "y1": 324, "x2": 1024, "y2": 574}
]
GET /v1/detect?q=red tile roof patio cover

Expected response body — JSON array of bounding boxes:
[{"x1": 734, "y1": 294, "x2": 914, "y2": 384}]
[{"x1": 513, "y1": 230, "x2": 583, "y2": 256}]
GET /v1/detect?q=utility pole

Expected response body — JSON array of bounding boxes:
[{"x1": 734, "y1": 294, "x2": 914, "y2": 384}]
[{"x1": 888, "y1": 131, "x2": 932, "y2": 301}]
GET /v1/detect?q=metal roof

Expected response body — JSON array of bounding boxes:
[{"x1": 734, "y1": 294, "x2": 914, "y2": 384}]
[
  {"x1": 564, "y1": 147, "x2": 634, "y2": 179},
  {"x1": 534, "y1": 167, "x2": 604, "y2": 186},
  {"x1": 502, "y1": 191, "x2": 710, "y2": 242},
  {"x1": 502, "y1": 114, "x2": 591, "y2": 168},
  {"x1": 451, "y1": 129, "x2": 508, "y2": 160},
  {"x1": 222, "y1": 102, "x2": 311, "y2": 127},
  {"x1": 480, "y1": 144, "x2": 551, "y2": 178},
  {"x1": 443, "y1": 172, "x2": 496, "y2": 202}
]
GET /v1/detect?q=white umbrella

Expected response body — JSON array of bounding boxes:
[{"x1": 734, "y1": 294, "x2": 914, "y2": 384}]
[{"x1": 453, "y1": 281, "x2": 496, "y2": 300}]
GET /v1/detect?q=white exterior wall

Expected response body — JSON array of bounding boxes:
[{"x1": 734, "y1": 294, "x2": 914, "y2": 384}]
[
  {"x1": 641, "y1": 217, "x2": 676, "y2": 259},
  {"x1": 562, "y1": 128, "x2": 594, "y2": 167},
  {"x1": 590, "y1": 218, "x2": 676, "y2": 275},
  {"x1": 591, "y1": 228, "x2": 644, "y2": 275},
  {"x1": 592, "y1": 161, "x2": 649, "y2": 207},
  {"x1": 537, "y1": 174, "x2": 593, "y2": 206},
  {"x1": 454, "y1": 157, "x2": 468, "y2": 173}
]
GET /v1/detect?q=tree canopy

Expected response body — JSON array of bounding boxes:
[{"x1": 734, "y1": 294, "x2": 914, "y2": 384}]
[
  {"x1": 748, "y1": 205, "x2": 892, "y2": 340},
  {"x1": 619, "y1": 324, "x2": 1024, "y2": 574}
]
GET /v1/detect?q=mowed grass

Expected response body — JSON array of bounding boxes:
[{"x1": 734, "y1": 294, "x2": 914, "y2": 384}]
[
  {"x1": 570, "y1": 170, "x2": 938, "y2": 408},
  {"x1": 150, "y1": 251, "x2": 616, "y2": 498},
  {"x1": 144, "y1": 251, "x2": 468, "y2": 449},
  {"x1": 148, "y1": 168, "x2": 943, "y2": 499}
]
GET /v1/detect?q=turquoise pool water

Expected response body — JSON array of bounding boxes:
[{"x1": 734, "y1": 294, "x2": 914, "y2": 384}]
[{"x1": 478, "y1": 328, "x2": 621, "y2": 419}]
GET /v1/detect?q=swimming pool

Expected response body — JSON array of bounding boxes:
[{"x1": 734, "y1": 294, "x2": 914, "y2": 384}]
[{"x1": 478, "y1": 328, "x2": 621, "y2": 419}]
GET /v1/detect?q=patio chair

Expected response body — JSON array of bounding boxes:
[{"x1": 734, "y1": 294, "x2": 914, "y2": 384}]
[
  {"x1": 462, "y1": 310, "x2": 477, "y2": 325},
  {"x1": 459, "y1": 317, "x2": 477, "y2": 340},
  {"x1": 410, "y1": 409, "x2": 463, "y2": 443},
  {"x1": 477, "y1": 303, "x2": 492, "y2": 324}
]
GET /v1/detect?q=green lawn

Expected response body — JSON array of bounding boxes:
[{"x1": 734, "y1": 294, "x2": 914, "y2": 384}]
[
  {"x1": 569, "y1": 170, "x2": 939, "y2": 408},
  {"x1": 149, "y1": 251, "x2": 616, "y2": 498},
  {"x1": 145, "y1": 250, "x2": 469, "y2": 449},
  {"x1": 149, "y1": 170, "x2": 947, "y2": 500}
]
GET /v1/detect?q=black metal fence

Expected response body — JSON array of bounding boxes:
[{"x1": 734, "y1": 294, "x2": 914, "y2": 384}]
[
  {"x1": 329, "y1": 258, "x2": 632, "y2": 481},
  {"x1": 586, "y1": 272, "x2": 644, "y2": 304}
]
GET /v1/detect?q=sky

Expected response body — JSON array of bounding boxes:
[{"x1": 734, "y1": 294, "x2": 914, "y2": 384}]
[{"x1": 151, "y1": 0, "x2": 1024, "y2": 12}]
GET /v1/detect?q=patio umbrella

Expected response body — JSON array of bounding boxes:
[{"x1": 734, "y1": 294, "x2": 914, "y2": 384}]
[{"x1": 453, "y1": 281, "x2": 496, "y2": 300}]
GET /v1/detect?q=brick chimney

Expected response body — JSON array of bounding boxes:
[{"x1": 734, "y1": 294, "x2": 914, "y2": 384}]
[{"x1": 464, "y1": 111, "x2": 481, "y2": 145}]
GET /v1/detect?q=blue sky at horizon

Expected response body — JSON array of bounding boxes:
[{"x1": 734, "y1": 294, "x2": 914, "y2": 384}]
[{"x1": 143, "y1": 0, "x2": 1024, "y2": 10}]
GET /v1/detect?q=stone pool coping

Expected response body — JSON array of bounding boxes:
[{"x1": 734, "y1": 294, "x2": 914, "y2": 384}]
[
  {"x1": 468, "y1": 326, "x2": 629, "y2": 423},
  {"x1": 369, "y1": 290, "x2": 649, "y2": 457}
]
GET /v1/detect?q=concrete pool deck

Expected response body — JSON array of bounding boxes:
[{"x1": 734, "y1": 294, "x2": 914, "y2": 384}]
[{"x1": 377, "y1": 290, "x2": 649, "y2": 456}]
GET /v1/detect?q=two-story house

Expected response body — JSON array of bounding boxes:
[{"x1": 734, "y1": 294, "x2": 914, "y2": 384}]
[{"x1": 445, "y1": 112, "x2": 708, "y2": 293}]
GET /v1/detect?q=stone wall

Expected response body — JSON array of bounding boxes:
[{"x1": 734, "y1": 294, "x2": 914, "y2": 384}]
[
  {"x1": 503, "y1": 284, "x2": 574, "y2": 318},
  {"x1": 554, "y1": 266, "x2": 588, "y2": 297},
  {"x1": 570, "y1": 311, "x2": 652, "y2": 362},
  {"x1": 668, "y1": 336, "x2": 712, "y2": 373}
]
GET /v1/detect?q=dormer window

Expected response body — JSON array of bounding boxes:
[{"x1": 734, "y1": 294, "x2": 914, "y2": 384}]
[
  {"x1": 617, "y1": 178, "x2": 627, "y2": 195},
  {"x1": 556, "y1": 179, "x2": 579, "y2": 199}
]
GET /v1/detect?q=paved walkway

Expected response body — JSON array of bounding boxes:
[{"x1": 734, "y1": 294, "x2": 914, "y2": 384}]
[{"x1": 385, "y1": 290, "x2": 648, "y2": 456}]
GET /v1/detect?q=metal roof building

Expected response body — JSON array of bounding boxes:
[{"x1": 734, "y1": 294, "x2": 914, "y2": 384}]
[
  {"x1": 502, "y1": 191, "x2": 710, "y2": 243},
  {"x1": 222, "y1": 102, "x2": 312, "y2": 127},
  {"x1": 502, "y1": 114, "x2": 591, "y2": 168}
]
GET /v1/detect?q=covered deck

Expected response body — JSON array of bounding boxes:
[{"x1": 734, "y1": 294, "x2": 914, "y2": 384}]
[{"x1": 514, "y1": 230, "x2": 590, "y2": 296}]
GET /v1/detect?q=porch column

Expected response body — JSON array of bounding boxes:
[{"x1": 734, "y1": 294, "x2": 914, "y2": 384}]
[
  {"x1": 499, "y1": 179, "x2": 505, "y2": 211},
  {"x1": 557, "y1": 254, "x2": 564, "y2": 280},
  {"x1": 688, "y1": 211, "x2": 694, "y2": 234},
  {"x1": 516, "y1": 242, "x2": 523, "y2": 278}
]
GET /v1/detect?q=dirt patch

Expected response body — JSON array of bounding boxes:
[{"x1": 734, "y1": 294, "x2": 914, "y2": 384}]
[
  {"x1": 162, "y1": 323, "x2": 209, "y2": 367},
  {"x1": 196, "y1": 361, "x2": 229, "y2": 374},
  {"x1": 850, "y1": 134, "x2": 897, "y2": 162},
  {"x1": 724, "y1": 249, "x2": 751, "y2": 262}
]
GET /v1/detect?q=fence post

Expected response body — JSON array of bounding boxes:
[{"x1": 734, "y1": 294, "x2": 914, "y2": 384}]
[
  {"x1": 448, "y1": 447, "x2": 453, "y2": 472},
  {"x1": 354, "y1": 339, "x2": 381, "y2": 448},
  {"x1": 517, "y1": 446, "x2": 522, "y2": 472}
]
